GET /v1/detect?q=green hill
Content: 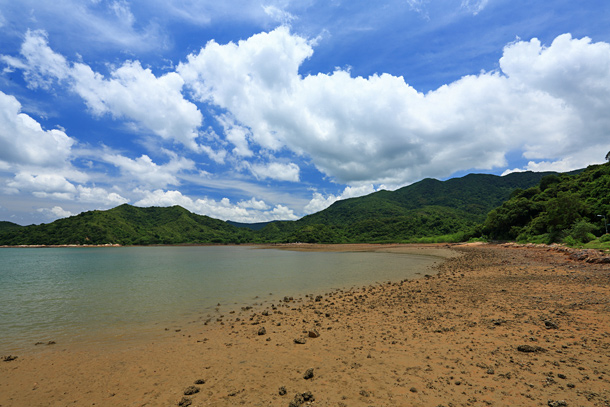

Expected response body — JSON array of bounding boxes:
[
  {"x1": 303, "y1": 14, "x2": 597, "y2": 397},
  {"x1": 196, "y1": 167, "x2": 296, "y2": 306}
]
[
  {"x1": 0, "y1": 221, "x2": 23, "y2": 232},
  {"x1": 0, "y1": 204, "x2": 252, "y2": 245},
  {"x1": 258, "y1": 171, "x2": 556, "y2": 243},
  {"x1": 480, "y1": 162, "x2": 610, "y2": 244},
  {"x1": 0, "y1": 169, "x2": 574, "y2": 246}
]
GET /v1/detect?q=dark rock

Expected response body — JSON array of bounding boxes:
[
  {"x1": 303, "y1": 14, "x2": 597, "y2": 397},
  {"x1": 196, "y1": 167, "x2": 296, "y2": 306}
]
[
  {"x1": 178, "y1": 397, "x2": 192, "y2": 406},
  {"x1": 547, "y1": 401, "x2": 567, "y2": 407},
  {"x1": 183, "y1": 385, "x2": 200, "y2": 395},
  {"x1": 194, "y1": 379, "x2": 205, "y2": 385},
  {"x1": 409, "y1": 387, "x2": 417, "y2": 393},
  {"x1": 289, "y1": 393, "x2": 305, "y2": 407},
  {"x1": 544, "y1": 320, "x2": 559, "y2": 329},
  {"x1": 2, "y1": 355, "x2": 17, "y2": 362},
  {"x1": 308, "y1": 329, "x2": 320, "y2": 338},
  {"x1": 258, "y1": 327, "x2": 267, "y2": 336},
  {"x1": 279, "y1": 386, "x2": 287, "y2": 396},
  {"x1": 303, "y1": 368, "x2": 314, "y2": 380},
  {"x1": 302, "y1": 391, "x2": 314, "y2": 401},
  {"x1": 517, "y1": 344, "x2": 546, "y2": 353}
]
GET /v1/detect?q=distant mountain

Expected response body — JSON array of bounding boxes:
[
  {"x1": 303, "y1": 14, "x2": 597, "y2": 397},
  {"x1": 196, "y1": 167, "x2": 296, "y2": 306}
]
[
  {"x1": 0, "y1": 221, "x2": 22, "y2": 232},
  {"x1": 0, "y1": 170, "x2": 570, "y2": 246},
  {"x1": 0, "y1": 204, "x2": 252, "y2": 246},
  {"x1": 258, "y1": 171, "x2": 557, "y2": 243}
]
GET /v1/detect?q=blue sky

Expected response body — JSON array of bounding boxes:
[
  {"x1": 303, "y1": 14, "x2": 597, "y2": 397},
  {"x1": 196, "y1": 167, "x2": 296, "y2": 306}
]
[{"x1": 1, "y1": 0, "x2": 609, "y2": 225}]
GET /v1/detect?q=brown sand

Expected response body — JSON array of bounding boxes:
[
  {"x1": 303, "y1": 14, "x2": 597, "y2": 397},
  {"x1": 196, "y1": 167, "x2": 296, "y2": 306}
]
[{"x1": 1, "y1": 243, "x2": 610, "y2": 407}]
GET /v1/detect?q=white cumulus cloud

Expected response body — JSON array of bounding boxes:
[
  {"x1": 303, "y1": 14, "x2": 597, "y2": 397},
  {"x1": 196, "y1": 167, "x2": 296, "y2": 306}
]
[
  {"x1": 102, "y1": 153, "x2": 195, "y2": 188},
  {"x1": 249, "y1": 161, "x2": 300, "y2": 182},
  {"x1": 134, "y1": 189, "x2": 298, "y2": 222},
  {"x1": 37, "y1": 205, "x2": 74, "y2": 219},
  {"x1": 3, "y1": 30, "x2": 205, "y2": 151},
  {"x1": 304, "y1": 184, "x2": 380, "y2": 214},
  {"x1": 0, "y1": 90, "x2": 75, "y2": 167},
  {"x1": 177, "y1": 28, "x2": 610, "y2": 185}
]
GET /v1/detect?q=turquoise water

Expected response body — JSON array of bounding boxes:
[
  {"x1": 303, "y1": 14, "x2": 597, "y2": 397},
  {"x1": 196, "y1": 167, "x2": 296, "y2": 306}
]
[{"x1": 0, "y1": 246, "x2": 438, "y2": 351}]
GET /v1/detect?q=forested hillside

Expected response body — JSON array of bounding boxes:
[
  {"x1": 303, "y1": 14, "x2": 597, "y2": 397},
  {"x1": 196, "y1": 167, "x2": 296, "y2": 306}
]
[
  {"x1": 257, "y1": 171, "x2": 556, "y2": 243},
  {"x1": 0, "y1": 205, "x2": 252, "y2": 245},
  {"x1": 2, "y1": 167, "x2": 602, "y2": 246},
  {"x1": 480, "y1": 162, "x2": 610, "y2": 244}
]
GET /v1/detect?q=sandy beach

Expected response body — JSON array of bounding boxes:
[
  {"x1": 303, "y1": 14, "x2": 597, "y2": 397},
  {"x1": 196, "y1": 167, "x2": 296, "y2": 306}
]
[{"x1": 2, "y1": 243, "x2": 610, "y2": 407}]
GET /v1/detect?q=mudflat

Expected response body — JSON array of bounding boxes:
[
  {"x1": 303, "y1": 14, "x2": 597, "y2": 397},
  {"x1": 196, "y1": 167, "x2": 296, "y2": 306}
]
[{"x1": 1, "y1": 244, "x2": 609, "y2": 407}]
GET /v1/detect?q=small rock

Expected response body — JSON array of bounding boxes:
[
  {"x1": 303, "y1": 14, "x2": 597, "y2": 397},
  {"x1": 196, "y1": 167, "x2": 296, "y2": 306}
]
[
  {"x1": 517, "y1": 345, "x2": 546, "y2": 353},
  {"x1": 487, "y1": 368, "x2": 495, "y2": 375},
  {"x1": 194, "y1": 379, "x2": 205, "y2": 385},
  {"x1": 308, "y1": 329, "x2": 320, "y2": 338},
  {"x1": 294, "y1": 337, "x2": 307, "y2": 345},
  {"x1": 2, "y1": 355, "x2": 17, "y2": 362},
  {"x1": 547, "y1": 401, "x2": 568, "y2": 407},
  {"x1": 289, "y1": 393, "x2": 305, "y2": 407},
  {"x1": 303, "y1": 368, "x2": 314, "y2": 380},
  {"x1": 258, "y1": 327, "x2": 267, "y2": 336},
  {"x1": 183, "y1": 385, "x2": 200, "y2": 395},
  {"x1": 544, "y1": 320, "x2": 559, "y2": 330},
  {"x1": 409, "y1": 387, "x2": 417, "y2": 393},
  {"x1": 279, "y1": 386, "x2": 287, "y2": 396},
  {"x1": 178, "y1": 397, "x2": 192, "y2": 407},
  {"x1": 302, "y1": 391, "x2": 314, "y2": 401}
]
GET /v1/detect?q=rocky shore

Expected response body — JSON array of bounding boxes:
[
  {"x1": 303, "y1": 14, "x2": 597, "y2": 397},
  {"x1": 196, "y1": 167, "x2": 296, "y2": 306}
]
[{"x1": 2, "y1": 243, "x2": 610, "y2": 406}]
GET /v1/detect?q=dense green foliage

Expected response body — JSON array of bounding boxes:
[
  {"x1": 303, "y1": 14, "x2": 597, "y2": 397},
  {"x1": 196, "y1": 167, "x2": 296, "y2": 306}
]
[
  {"x1": 0, "y1": 169, "x2": 580, "y2": 246},
  {"x1": 480, "y1": 162, "x2": 610, "y2": 244},
  {"x1": 0, "y1": 221, "x2": 23, "y2": 232},
  {"x1": 0, "y1": 204, "x2": 253, "y2": 245},
  {"x1": 255, "y1": 171, "x2": 555, "y2": 243}
]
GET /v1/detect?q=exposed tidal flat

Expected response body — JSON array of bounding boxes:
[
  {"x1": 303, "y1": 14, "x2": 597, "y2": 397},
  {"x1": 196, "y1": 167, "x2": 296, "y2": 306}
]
[
  {"x1": 0, "y1": 244, "x2": 445, "y2": 352},
  {"x1": 2, "y1": 244, "x2": 610, "y2": 407}
]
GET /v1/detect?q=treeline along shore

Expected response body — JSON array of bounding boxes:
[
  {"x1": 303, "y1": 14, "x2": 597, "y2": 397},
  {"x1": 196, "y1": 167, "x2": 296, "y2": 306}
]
[{"x1": 2, "y1": 243, "x2": 610, "y2": 406}]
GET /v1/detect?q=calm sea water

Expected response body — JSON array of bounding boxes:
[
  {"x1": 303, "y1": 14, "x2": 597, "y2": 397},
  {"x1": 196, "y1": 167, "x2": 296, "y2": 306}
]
[{"x1": 0, "y1": 246, "x2": 438, "y2": 352}]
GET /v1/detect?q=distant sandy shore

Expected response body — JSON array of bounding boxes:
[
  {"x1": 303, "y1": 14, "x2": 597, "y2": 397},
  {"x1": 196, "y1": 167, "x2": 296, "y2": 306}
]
[{"x1": 2, "y1": 243, "x2": 610, "y2": 406}]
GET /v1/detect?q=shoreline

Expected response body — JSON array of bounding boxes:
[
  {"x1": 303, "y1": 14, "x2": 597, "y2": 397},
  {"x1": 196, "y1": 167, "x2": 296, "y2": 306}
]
[{"x1": 2, "y1": 243, "x2": 610, "y2": 406}]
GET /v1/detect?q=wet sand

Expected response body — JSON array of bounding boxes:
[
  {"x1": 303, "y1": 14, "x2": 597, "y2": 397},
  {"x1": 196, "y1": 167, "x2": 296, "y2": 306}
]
[{"x1": 2, "y1": 243, "x2": 610, "y2": 406}]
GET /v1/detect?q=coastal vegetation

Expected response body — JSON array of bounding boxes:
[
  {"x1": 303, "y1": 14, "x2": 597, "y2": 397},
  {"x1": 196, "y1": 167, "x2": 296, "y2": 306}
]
[
  {"x1": 1, "y1": 163, "x2": 608, "y2": 246},
  {"x1": 479, "y1": 162, "x2": 610, "y2": 246}
]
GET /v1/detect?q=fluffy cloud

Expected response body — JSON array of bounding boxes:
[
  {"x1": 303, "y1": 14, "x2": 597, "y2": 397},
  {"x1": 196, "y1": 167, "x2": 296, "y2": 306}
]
[
  {"x1": 102, "y1": 153, "x2": 195, "y2": 188},
  {"x1": 8, "y1": 172, "x2": 77, "y2": 198},
  {"x1": 134, "y1": 189, "x2": 298, "y2": 222},
  {"x1": 179, "y1": 27, "x2": 610, "y2": 186},
  {"x1": 4, "y1": 30, "x2": 204, "y2": 151},
  {"x1": 249, "y1": 162, "x2": 300, "y2": 182},
  {"x1": 304, "y1": 184, "x2": 380, "y2": 213},
  {"x1": 76, "y1": 185, "x2": 128, "y2": 205},
  {"x1": 6, "y1": 171, "x2": 128, "y2": 206},
  {"x1": 37, "y1": 206, "x2": 74, "y2": 219},
  {"x1": 71, "y1": 61, "x2": 204, "y2": 150},
  {"x1": 0, "y1": 91, "x2": 75, "y2": 167}
]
